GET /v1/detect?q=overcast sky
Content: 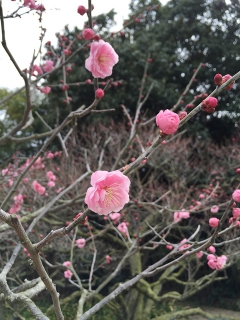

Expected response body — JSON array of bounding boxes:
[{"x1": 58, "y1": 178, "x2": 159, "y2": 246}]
[{"x1": 0, "y1": 0, "x2": 168, "y2": 90}]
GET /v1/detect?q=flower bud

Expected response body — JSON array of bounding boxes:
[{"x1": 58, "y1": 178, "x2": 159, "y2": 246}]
[
  {"x1": 214, "y1": 73, "x2": 222, "y2": 86},
  {"x1": 82, "y1": 28, "x2": 95, "y2": 40},
  {"x1": 178, "y1": 110, "x2": 187, "y2": 120},
  {"x1": 95, "y1": 88, "x2": 104, "y2": 99},
  {"x1": 62, "y1": 85, "x2": 69, "y2": 91},
  {"x1": 156, "y1": 109, "x2": 180, "y2": 135},
  {"x1": 232, "y1": 189, "x2": 240, "y2": 202},
  {"x1": 222, "y1": 74, "x2": 234, "y2": 90},
  {"x1": 202, "y1": 97, "x2": 218, "y2": 113},
  {"x1": 209, "y1": 217, "x2": 219, "y2": 228},
  {"x1": 77, "y1": 5, "x2": 87, "y2": 15}
]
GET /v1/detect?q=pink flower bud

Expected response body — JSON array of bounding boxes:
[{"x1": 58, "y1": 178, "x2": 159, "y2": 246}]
[
  {"x1": 64, "y1": 49, "x2": 71, "y2": 55},
  {"x1": 202, "y1": 97, "x2": 218, "y2": 113},
  {"x1": 64, "y1": 270, "x2": 73, "y2": 279},
  {"x1": 40, "y1": 86, "x2": 51, "y2": 94},
  {"x1": 185, "y1": 103, "x2": 194, "y2": 109},
  {"x1": 210, "y1": 205, "x2": 219, "y2": 214},
  {"x1": 209, "y1": 217, "x2": 219, "y2": 228},
  {"x1": 222, "y1": 74, "x2": 234, "y2": 90},
  {"x1": 62, "y1": 85, "x2": 69, "y2": 91},
  {"x1": 75, "y1": 238, "x2": 86, "y2": 248},
  {"x1": 196, "y1": 251, "x2": 203, "y2": 259},
  {"x1": 105, "y1": 255, "x2": 112, "y2": 264},
  {"x1": 95, "y1": 88, "x2": 104, "y2": 99},
  {"x1": 236, "y1": 168, "x2": 240, "y2": 174},
  {"x1": 207, "y1": 246, "x2": 216, "y2": 253},
  {"x1": 82, "y1": 28, "x2": 95, "y2": 40},
  {"x1": 214, "y1": 73, "x2": 223, "y2": 86},
  {"x1": 156, "y1": 109, "x2": 180, "y2": 135},
  {"x1": 77, "y1": 5, "x2": 87, "y2": 15},
  {"x1": 178, "y1": 110, "x2": 187, "y2": 120},
  {"x1": 232, "y1": 189, "x2": 240, "y2": 202},
  {"x1": 232, "y1": 208, "x2": 240, "y2": 219},
  {"x1": 63, "y1": 261, "x2": 71, "y2": 267}
]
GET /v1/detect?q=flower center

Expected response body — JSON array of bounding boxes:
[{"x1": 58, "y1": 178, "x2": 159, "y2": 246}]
[
  {"x1": 98, "y1": 54, "x2": 109, "y2": 65},
  {"x1": 104, "y1": 184, "x2": 121, "y2": 206}
]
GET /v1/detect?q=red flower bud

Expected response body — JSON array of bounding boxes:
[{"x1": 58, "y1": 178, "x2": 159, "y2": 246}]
[
  {"x1": 178, "y1": 111, "x2": 187, "y2": 120},
  {"x1": 82, "y1": 28, "x2": 95, "y2": 40},
  {"x1": 185, "y1": 103, "x2": 194, "y2": 109},
  {"x1": 62, "y1": 85, "x2": 69, "y2": 91},
  {"x1": 222, "y1": 74, "x2": 234, "y2": 90},
  {"x1": 202, "y1": 97, "x2": 218, "y2": 113},
  {"x1": 95, "y1": 88, "x2": 104, "y2": 99},
  {"x1": 214, "y1": 73, "x2": 223, "y2": 86},
  {"x1": 77, "y1": 5, "x2": 87, "y2": 15},
  {"x1": 94, "y1": 35, "x2": 101, "y2": 41}
]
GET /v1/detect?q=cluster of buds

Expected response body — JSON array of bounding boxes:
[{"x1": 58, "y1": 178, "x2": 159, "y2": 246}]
[{"x1": 214, "y1": 74, "x2": 235, "y2": 90}]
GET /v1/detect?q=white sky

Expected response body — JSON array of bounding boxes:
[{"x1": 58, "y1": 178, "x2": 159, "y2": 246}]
[{"x1": 0, "y1": 0, "x2": 168, "y2": 90}]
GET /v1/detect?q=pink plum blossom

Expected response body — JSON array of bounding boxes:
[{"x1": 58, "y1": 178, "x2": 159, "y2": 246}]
[
  {"x1": 9, "y1": 204, "x2": 21, "y2": 214},
  {"x1": 32, "y1": 64, "x2": 43, "y2": 76},
  {"x1": 105, "y1": 255, "x2": 112, "y2": 264},
  {"x1": 40, "y1": 86, "x2": 51, "y2": 94},
  {"x1": 196, "y1": 251, "x2": 203, "y2": 259},
  {"x1": 210, "y1": 205, "x2": 219, "y2": 214},
  {"x1": 35, "y1": 4, "x2": 45, "y2": 11},
  {"x1": 14, "y1": 194, "x2": 24, "y2": 205},
  {"x1": 46, "y1": 171, "x2": 56, "y2": 181},
  {"x1": 2, "y1": 168, "x2": 9, "y2": 176},
  {"x1": 207, "y1": 246, "x2": 216, "y2": 253},
  {"x1": 174, "y1": 211, "x2": 190, "y2": 222},
  {"x1": 82, "y1": 28, "x2": 95, "y2": 40},
  {"x1": 209, "y1": 217, "x2": 219, "y2": 228},
  {"x1": 85, "y1": 170, "x2": 130, "y2": 215},
  {"x1": 232, "y1": 189, "x2": 240, "y2": 202},
  {"x1": 117, "y1": 222, "x2": 128, "y2": 235},
  {"x1": 232, "y1": 208, "x2": 240, "y2": 219},
  {"x1": 178, "y1": 238, "x2": 191, "y2": 253},
  {"x1": 207, "y1": 254, "x2": 227, "y2": 270},
  {"x1": 75, "y1": 238, "x2": 86, "y2": 248},
  {"x1": 42, "y1": 60, "x2": 54, "y2": 73},
  {"x1": 85, "y1": 40, "x2": 119, "y2": 78},
  {"x1": 32, "y1": 180, "x2": 45, "y2": 195},
  {"x1": 156, "y1": 109, "x2": 180, "y2": 134},
  {"x1": 47, "y1": 152, "x2": 54, "y2": 159},
  {"x1": 47, "y1": 181, "x2": 55, "y2": 188},
  {"x1": 8, "y1": 179, "x2": 14, "y2": 187},
  {"x1": 64, "y1": 270, "x2": 73, "y2": 279},
  {"x1": 23, "y1": 0, "x2": 36, "y2": 9},
  {"x1": 109, "y1": 212, "x2": 121, "y2": 222},
  {"x1": 63, "y1": 261, "x2": 71, "y2": 267},
  {"x1": 166, "y1": 245, "x2": 173, "y2": 250}
]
